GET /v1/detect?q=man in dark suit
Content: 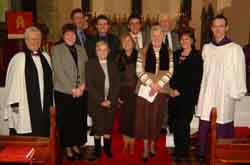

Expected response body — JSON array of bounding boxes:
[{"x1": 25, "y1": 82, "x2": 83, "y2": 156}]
[
  {"x1": 158, "y1": 14, "x2": 181, "y2": 135},
  {"x1": 159, "y1": 14, "x2": 180, "y2": 52},
  {"x1": 70, "y1": 8, "x2": 91, "y2": 49},
  {"x1": 86, "y1": 15, "x2": 120, "y2": 60}
]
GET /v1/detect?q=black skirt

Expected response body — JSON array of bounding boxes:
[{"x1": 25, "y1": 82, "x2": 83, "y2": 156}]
[{"x1": 54, "y1": 91, "x2": 87, "y2": 147}]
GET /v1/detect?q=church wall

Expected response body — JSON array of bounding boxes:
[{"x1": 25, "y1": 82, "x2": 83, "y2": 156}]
[
  {"x1": 35, "y1": 0, "x2": 250, "y2": 46},
  {"x1": 223, "y1": 0, "x2": 250, "y2": 45}
]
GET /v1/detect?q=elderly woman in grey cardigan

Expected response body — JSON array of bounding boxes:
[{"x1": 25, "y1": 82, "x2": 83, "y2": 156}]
[{"x1": 52, "y1": 23, "x2": 88, "y2": 161}]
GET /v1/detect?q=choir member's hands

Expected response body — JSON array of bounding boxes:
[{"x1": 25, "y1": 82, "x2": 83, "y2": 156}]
[{"x1": 101, "y1": 100, "x2": 111, "y2": 109}]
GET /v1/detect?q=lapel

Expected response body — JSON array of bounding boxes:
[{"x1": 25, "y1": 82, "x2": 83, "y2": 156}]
[
  {"x1": 62, "y1": 43, "x2": 77, "y2": 71},
  {"x1": 75, "y1": 45, "x2": 83, "y2": 73},
  {"x1": 95, "y1": 59, "x2": 105, "y2": 80}
]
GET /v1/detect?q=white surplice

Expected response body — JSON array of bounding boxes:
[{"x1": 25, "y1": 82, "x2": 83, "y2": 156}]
[
  {"x1": 4, "y1": 52, "x2": 51, "y2": 134},
  {"x1": 196, "y1": 42, "x2": 247, "y2": 124}
]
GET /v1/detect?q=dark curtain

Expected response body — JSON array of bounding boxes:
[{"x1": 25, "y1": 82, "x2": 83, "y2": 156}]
[
  {"x1": 200, "y1": 3, "x2": 214, "y2": 49},
  {"x1": 82, "y1": 0, "x2": 90, "y2": 14},
  {"x1": 21, "y1": 0, "x2": 37, "y2": 22},
  {"x1": 180, "y1": 0, "x2": 192, "y2": 20},
  {"x1": 131, "y1": 0, "x2": 142, "y2": 15}
]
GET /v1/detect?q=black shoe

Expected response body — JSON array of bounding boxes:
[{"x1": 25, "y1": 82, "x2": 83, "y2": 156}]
[
  {"x1": 94, "y1": 138, "x2": 102, "y2": 159},
  {"x1": 141, "y1": 156, "x2": 148, "y2": 162},
  {"x1": 160, "y1": 128, "x2": 168, "y2": 135},
  {"x1": 72, "y1": 147, "x2": 83, "y2": 160},
  {"x1": 74, "y1": 153, "x2": 83, "y2": 160},
  {"x1": 65, "y1": 154, "x2": 75, "y2": 161},
  {"x1": 104, "y1": 138, "x2": 112, "y2": 158},
  {"x1": 149, "y1": 152, "x2": 156, "y2": 158},
  {"x1": 198, "y1": 155, "x2": 206, "y2": 162}
]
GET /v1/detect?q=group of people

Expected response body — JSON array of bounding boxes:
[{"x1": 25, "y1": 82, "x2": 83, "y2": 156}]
[{"x1": 4, "y1": 7, "x2": 247, "y2": 163}]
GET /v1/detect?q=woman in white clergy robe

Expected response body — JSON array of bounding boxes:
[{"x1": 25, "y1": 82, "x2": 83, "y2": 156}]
[{"x1": 4, "y1": 26, "x2": 53, "y2": 137}]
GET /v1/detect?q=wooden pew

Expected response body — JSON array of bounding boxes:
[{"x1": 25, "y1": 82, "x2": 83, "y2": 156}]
[
  {"x1": 209, "y1": 108, "x2": 250, "y2": 165},
  {"x1": 0, "y1": 107, "x2": 61, "y2": 165}
]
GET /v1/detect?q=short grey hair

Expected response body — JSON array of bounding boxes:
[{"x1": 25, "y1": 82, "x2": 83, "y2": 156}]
[
  {"x1": 24, "y1": 26, "x2": 41, "y2": 40},
  {"x1": 158, "y1": 13, "x2": 174, "y2": 23}
]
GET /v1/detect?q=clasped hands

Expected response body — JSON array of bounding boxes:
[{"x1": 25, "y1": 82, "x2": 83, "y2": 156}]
[
  {"x1": 72, "y1": 84, "x2": 85, "y2": 98},
  {"x1": 101, "y1": 100, "x2": 111, "y2": 109},
  {"x1": 149, "y1": 83, "x2": 161, "y2": 96}
]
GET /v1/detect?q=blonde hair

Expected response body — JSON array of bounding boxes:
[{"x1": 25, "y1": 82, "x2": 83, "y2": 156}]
[
  {"x1": 96, "y1": 41, "x2": 109, "y2": 49},
  {"x1": 95, "y1": 41, "x2": 110, "y2": 53}
]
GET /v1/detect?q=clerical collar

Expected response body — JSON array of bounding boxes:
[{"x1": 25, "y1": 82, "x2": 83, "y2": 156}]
[
  {"x1": 30, "y1": 50, "x2": 40, "y2": 56},
  {"x1": 212, "y1": 36, "x2": 232, "y2": 46}
]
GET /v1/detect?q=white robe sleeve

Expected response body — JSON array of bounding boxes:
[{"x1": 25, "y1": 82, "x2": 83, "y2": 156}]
[
  {"x1": 229, "y1": 45, "x2": 247, "y2": 99},
  {"x1": 4, "y1": 54, "x2": 24, "y2": 120}
]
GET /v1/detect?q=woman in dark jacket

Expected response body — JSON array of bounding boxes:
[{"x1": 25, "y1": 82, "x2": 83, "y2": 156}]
[
  {"x1": 168, "y1": 29, "x2": 203, "y2": 160},
  {"x1": 86, "y1": 41, "x2": 120, "y2": 159},
  {"x1": 115, "y1": 33, "x2": 138, "y2": 155}
]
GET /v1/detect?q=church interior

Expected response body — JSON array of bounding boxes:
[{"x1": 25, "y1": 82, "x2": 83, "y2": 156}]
[{"x1": 0, "y1": 0, "x2": 250, "y2": 164}]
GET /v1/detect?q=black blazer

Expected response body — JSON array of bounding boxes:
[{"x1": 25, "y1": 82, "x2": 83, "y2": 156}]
[{"x1": 170, "y1": 48, "x2": 203, "y2": 104}]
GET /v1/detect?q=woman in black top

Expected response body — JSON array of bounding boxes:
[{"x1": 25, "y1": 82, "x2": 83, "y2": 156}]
[{"x1": 168, "y1": 29, "x2": 203, "y2": 160}]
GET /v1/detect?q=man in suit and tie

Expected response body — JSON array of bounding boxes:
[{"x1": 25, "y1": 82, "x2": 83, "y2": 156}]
[
  {"x1": 159, "y1": 14, "x2": 180, "y2": 52},
  {"x1": 128, "y1": 14, "x2": 150, "y2": 50},
  {"x1": 70, "y1": 8, "x2": 90, "y2": 49},
  {"x1": 158, "y1": 14, "x2": 181, "y2": 135}
]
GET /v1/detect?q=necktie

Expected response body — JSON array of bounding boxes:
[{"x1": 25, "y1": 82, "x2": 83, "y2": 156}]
[
  {"x1": 165, "y1": 34, "x2": 169, "y2": 49},
  {"x1": 80, "y1": 31, "x2": 86, "y2": 46},
  {"x1": 134, "y1": 36, "x2": 140, "y2": 50}
]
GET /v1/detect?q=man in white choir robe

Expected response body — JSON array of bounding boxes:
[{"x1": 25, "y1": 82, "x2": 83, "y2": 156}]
[
  {"x1": 196, "y1": 15, "x2": 247, "y2": 161},
  {"x1": 4, "y1": 26, "x2": 53, "y2": 137}
]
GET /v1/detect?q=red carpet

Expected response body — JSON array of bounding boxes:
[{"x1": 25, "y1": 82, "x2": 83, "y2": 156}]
[{"x1": 63, "y1": 111, "x2": 172, "y2": 165}]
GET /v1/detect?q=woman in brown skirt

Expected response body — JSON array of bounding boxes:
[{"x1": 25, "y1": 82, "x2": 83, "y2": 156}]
[
  {"x1": 135, "y1": 25, "x2": 174, "y2": 161},
  {"x1": 115, "y1": 33, "x2": 138, "y2": 155}
]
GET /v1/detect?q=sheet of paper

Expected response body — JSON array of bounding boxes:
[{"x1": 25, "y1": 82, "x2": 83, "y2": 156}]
[{"x1": 138, "y1": 85, "x2": 158, "y2": 103}]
